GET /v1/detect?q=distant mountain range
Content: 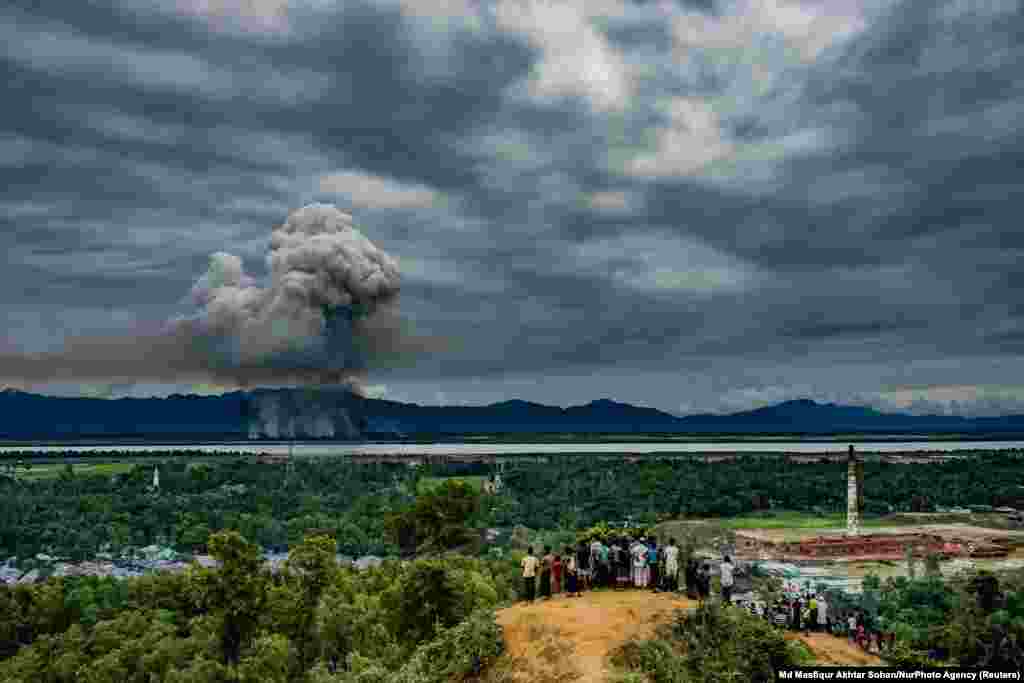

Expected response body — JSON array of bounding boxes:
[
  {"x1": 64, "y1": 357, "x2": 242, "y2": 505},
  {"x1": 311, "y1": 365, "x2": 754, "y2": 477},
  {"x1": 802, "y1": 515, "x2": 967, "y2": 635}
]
[{"x1": 2, "y1": 388, "x2": 1024, "y2": 440}]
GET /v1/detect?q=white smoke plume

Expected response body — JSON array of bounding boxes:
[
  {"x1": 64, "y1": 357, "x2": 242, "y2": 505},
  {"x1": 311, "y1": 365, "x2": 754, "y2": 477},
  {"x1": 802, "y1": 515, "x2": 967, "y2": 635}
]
[
  {"x1": 0, "y1": 204, "x2": 416, "y2": 390},
  {"x1": 185, "y1": 203, "x2": 401, "y2": 378}
]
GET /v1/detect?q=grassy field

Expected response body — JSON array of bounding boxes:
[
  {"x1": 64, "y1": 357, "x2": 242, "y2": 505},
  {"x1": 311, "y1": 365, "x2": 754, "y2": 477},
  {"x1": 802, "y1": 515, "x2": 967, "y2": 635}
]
[
  {"x1": 714, "y1": 511, "x2": 899, "y2": 530},
  {"x1": 11, "y1": 462, "x2": 135, "y2": 480},
  {"x1": 416, "y1": 475, "x2": 487, "y2": 494},
  {"x1": 653, "y1": 512, "x2": 902, "y2": 549}
]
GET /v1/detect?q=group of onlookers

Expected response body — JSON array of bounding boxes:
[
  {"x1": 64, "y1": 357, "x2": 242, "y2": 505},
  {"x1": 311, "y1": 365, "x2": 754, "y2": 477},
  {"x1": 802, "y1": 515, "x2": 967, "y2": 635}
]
[
  {"x1": 681, "y1": 556, "x2": 734, "y2": 603},
  {"x1": 761, "y1": 593, "x2": 830, "y2": 632},
  {"x1": 521, "y1": 543, "x2": 897, "y2": 652},
  {"x1": 520, "y1": 537, "x2": 739, "y2": 602},
  {"x1": 756, "y1": 597, "x2": 897, "y2": 653}
]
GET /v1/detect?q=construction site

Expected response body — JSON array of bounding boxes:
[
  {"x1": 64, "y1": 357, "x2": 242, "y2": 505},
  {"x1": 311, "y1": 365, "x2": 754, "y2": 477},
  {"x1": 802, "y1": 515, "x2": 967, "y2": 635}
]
[{"x1": 734, "y1": 446, "x2": 1023, "y2": 563}]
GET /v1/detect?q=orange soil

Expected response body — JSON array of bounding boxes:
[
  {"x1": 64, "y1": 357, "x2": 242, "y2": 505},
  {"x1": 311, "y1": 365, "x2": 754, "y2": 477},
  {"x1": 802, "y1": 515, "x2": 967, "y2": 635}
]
[
  {"x1": 495, "y1": 589, "x2": 694, "y2": 682},
  {"x1": 495, "y1": 590, "x2": 885, "y2": 682},
  {"x1": 786, "y1": 632, "x2": 884, "y2": 666}
]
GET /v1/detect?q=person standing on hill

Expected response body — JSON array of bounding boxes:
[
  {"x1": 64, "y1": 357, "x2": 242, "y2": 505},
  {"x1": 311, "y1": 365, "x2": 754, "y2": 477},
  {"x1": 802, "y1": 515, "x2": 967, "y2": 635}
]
[
  {"x1": 720, "y1": 555, "x2": 735, "y2": 604},
  {"x1": 577, "y1": 540, "x2": 591, "y2": 591},
  {"x1": 616, "y1": 538, "x2": 630, "y2": 589},
  {"x1": 540, "y1": 546, "x2": 553, "y2": 599},
  {"x1": 697, "y1": 563, "x2": 711, "y2": 602},
  {"x1": 663, "y1": 538, "x2": 680, "y2": 592},
  {"x1": 684, "y1": 558, "x2": 694, "y2": 597},
  {"x1": 648, "y1": 539, "x2": 660, "y2": 591},
  {"x1": 773, "y1": 603, "x2": 788, "y2": 629},
  {"x1": 552, "y1": 550, "x2": 563, "y2": 595},
  {"x1": 817, "y1": 595, "x2": 828, "y2": 633},
  {"x1": 521, "y1": 547, "x2": 539, "y2": 602},
  {"x1": 608, "y1": 539, "x2": 618, "y2": 588},
  {"x1": 565, "y1": 545, "x2": 580, "y2": 597},
  {"x1": 631, "y1": 537, "x2": 647, "y2": 588},
  {"x1": 597, "y1": 539, "x2": 610, "y2": 588}
]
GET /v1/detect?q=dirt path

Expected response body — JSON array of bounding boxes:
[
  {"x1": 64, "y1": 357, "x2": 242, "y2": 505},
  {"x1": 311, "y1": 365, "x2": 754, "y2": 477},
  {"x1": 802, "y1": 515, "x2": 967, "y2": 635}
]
[
  {"x1": 493, "y1": 591, "x2": 885, "y2": 682},
  {"x1": 495, "y1": 589, "x2": 695, "y2": 682},
  {"x1": 786, "y1": 632, "x2": 884, "y2": 666}
]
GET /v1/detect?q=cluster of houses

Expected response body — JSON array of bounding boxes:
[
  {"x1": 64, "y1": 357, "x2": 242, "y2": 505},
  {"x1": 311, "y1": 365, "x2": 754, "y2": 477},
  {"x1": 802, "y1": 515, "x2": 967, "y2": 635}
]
[{"x1": 0, "y1": 546, "x2": 388, "y2": 585}]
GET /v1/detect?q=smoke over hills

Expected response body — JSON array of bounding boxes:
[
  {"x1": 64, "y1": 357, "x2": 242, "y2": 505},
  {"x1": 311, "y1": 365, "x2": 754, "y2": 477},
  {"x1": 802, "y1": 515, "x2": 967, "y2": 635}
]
[
  {"x1": 246, "y1": 387, "x2": 359, "y2": 439},
  {"x1": 0, "y1": 204, "x2": 405, "y2": 392}
]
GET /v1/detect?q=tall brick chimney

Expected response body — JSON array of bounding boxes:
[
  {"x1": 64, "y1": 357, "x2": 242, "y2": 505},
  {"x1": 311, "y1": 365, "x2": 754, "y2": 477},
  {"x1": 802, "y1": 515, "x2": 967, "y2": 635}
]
[{"x1": 846, "y1": 445, "x2": 864, "y2": 536}]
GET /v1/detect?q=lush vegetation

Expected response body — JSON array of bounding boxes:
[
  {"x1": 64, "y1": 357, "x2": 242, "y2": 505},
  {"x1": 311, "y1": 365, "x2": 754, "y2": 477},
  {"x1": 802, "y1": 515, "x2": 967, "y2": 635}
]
[
  {"x1": 503, "y1": 451, "x2": 1024, "y2": 529},
  {"x1": 3, "y1": 452, "x2": 1024, "y2": 563},
  {"x1": 3, "y1": 450, "x2": 1024, "y2": 678},
  {"x1": 385, "y1": 479, "x2": 488, "y2": 556},
  {"x1": 610, "y1": 601, "x2": 811, "y2": 683},
  {"x1": 0, "y1": 531, "x2": 514, "y2": 682},
  {"x1": 820, "y1": 570, "x2": 1024, "y2": 669},
  {"x1": 0, "y1": 459, "x2": 428, "y2": 561}
]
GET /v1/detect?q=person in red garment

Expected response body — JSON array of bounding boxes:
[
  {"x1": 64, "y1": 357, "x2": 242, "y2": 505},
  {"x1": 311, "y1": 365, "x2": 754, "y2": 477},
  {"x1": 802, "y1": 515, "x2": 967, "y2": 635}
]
[{"x1": 552, "y1": 551, "x2": 563, "y2": 595}]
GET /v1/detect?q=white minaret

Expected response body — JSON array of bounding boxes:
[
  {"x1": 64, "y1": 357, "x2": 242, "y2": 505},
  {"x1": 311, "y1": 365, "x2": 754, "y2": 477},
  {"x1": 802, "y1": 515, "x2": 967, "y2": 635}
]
[
  {"x1": 846, "y1": 445, "x2": 861, "y2": 536},
  {"x1": 152, "y1": 465, "x2": 160, "y2": 490}
]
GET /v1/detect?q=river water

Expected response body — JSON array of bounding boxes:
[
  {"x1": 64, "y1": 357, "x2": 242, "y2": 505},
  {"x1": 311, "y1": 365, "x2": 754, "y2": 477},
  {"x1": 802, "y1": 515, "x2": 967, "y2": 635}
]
[{"x1": 2, "y1": 439, "x2": 1024, "y2": 456}]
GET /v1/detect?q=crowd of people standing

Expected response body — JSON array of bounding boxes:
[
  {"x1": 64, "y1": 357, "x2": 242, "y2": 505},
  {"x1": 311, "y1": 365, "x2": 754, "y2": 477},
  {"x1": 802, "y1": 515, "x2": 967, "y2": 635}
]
[
  {"x1": 520, "y1": 537, "x2": 896, "y2": 655},
  {"x1": 520, "y1": 536, "x2": 736, "y2": 601},
  {"x1": 754, "y1": 594, "x2": 895, "y2": 653}
]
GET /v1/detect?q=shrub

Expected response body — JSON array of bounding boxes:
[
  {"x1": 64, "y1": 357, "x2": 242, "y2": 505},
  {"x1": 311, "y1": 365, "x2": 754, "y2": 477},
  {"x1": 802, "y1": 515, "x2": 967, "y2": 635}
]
[
  {"x1": 393, "y1": 609, "x2": 504, "y2": 683},
  {"x1": 611, "y1": 603, "x2": 802, "y2": 683}
]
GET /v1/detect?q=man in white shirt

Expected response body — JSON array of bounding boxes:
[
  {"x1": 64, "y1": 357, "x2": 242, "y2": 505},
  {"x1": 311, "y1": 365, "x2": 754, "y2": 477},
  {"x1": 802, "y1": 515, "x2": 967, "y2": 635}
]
[
  {"x1": 631, "y1": 537, "x2": 648, "y2": 588},
  {"x1": 720, "y1": 555, "x2": 735, "y2": 604},
  {"x1": 663, "y1": 538, "x2": 680, "y2": 592},
  {"x1": 521, "y1": 547, "x2": 539, "y2": 602}
]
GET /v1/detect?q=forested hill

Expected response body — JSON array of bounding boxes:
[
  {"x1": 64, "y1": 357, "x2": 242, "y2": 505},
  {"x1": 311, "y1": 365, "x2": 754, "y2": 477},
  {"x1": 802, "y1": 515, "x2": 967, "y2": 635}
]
[{"x1": 3, "y1": 388, "x2": 1024, "y2": 439}]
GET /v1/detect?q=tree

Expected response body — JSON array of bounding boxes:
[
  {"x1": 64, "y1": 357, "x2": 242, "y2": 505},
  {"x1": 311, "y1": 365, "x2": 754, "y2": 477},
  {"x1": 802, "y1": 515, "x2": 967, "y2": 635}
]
[
  {"x1": 186, "y1": 531, "x2": 267, "y2": 665},
  {"x1": 386, "y1": 480, "x2": 482, "y2": 555},
  {"x1": 383, "y1": 558, "x2": 497, "y2": 648},
  {"x1": 236, "y1": 633, "x2": 294, "y2": 683},
  {"x1": 279, "y1": 535, "x2": 338, "y2": 672}
]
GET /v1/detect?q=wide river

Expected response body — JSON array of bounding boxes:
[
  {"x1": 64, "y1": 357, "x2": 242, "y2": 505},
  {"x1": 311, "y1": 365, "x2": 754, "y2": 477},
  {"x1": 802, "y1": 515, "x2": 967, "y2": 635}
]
[{"x1": 2, "y1": 439, "x2": 1024, "y2": 456}]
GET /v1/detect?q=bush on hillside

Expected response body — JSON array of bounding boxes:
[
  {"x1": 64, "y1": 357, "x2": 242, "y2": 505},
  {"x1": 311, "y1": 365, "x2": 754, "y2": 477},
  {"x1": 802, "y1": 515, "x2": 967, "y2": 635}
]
[{"x1": 611, "y1": 603, "x2": 804, "y2": 683}]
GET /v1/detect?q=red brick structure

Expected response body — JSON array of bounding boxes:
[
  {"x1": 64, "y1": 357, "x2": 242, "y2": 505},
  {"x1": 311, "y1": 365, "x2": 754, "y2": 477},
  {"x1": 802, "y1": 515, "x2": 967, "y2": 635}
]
[{"x1": 736, "y1": 530, "x2": 1009, "y2": 561}]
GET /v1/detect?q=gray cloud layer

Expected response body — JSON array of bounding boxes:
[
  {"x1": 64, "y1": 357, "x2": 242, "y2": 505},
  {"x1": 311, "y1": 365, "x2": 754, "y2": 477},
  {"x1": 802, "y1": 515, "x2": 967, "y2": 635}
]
[{"x1": 3, "y1": 0, "x2": 1024, "y2": 415}]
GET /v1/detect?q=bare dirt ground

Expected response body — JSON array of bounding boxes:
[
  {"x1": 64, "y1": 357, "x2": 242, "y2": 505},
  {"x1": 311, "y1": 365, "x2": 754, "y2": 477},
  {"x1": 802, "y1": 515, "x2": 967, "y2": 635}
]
[
  {"x1": 492, "y1": 590, "x2": 883, "y2": 682},
  {"x1": 785, "y1": 632, "x2": 883, "y2": 666},
  {"x1": 494, "y1": 589, "x2": 694, "y2": 682}
]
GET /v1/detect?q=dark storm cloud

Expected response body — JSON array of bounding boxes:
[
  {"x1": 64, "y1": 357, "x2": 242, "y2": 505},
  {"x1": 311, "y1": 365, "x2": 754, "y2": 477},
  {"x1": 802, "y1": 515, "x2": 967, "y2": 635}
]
[{"x1": 3, "y1": 0, "x2": 1024, "y2": 414}]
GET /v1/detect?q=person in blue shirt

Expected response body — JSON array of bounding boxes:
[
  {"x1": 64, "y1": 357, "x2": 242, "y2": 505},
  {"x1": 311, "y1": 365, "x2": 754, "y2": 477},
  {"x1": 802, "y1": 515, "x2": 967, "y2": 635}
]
[{"x1": 648, "y1": 539, "x2": 660, "y2": 591}]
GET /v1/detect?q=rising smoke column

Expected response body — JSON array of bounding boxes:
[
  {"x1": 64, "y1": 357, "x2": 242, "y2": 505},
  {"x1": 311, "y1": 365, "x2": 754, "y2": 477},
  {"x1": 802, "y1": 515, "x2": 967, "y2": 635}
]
[
  {"x1": 188, "y1": 203, "x2": 401, "y2": 380},
  {"x1": 0, "y1": 203, "x2": 404, "y2": 391},
  {"x1": 187, "y1": 204, "x2": 399, "y2": 439}
]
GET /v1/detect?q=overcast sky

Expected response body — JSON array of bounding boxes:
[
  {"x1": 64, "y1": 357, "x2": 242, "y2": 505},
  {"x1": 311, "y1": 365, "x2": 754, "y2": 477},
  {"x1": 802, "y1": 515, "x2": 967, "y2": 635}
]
[{"x1": 2, "y1": 0, "x2": 1024, "y2": 416}]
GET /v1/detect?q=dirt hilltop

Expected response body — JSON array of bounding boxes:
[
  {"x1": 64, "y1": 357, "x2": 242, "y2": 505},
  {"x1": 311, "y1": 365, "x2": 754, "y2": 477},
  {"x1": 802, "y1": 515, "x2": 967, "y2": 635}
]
[{"x1": 492, "y1": 590, "x2": 881, "y2": 682}]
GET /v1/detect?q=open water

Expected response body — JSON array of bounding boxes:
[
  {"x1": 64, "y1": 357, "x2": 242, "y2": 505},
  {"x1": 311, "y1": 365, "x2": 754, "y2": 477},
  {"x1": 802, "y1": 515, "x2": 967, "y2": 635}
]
[{"x1": 2, "y1": 439, "x2": 1024, "y2": 456}]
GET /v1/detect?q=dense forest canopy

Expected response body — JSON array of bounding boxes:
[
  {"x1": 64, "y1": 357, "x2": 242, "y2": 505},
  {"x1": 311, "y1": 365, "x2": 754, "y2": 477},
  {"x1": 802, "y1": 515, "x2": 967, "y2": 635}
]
[
  {"x1": 2, "y1": 452, "x2": 1023, "y2": 562},
  {"x1": 2, "y1": 451, "x2": 1024, "y2": 678}
]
